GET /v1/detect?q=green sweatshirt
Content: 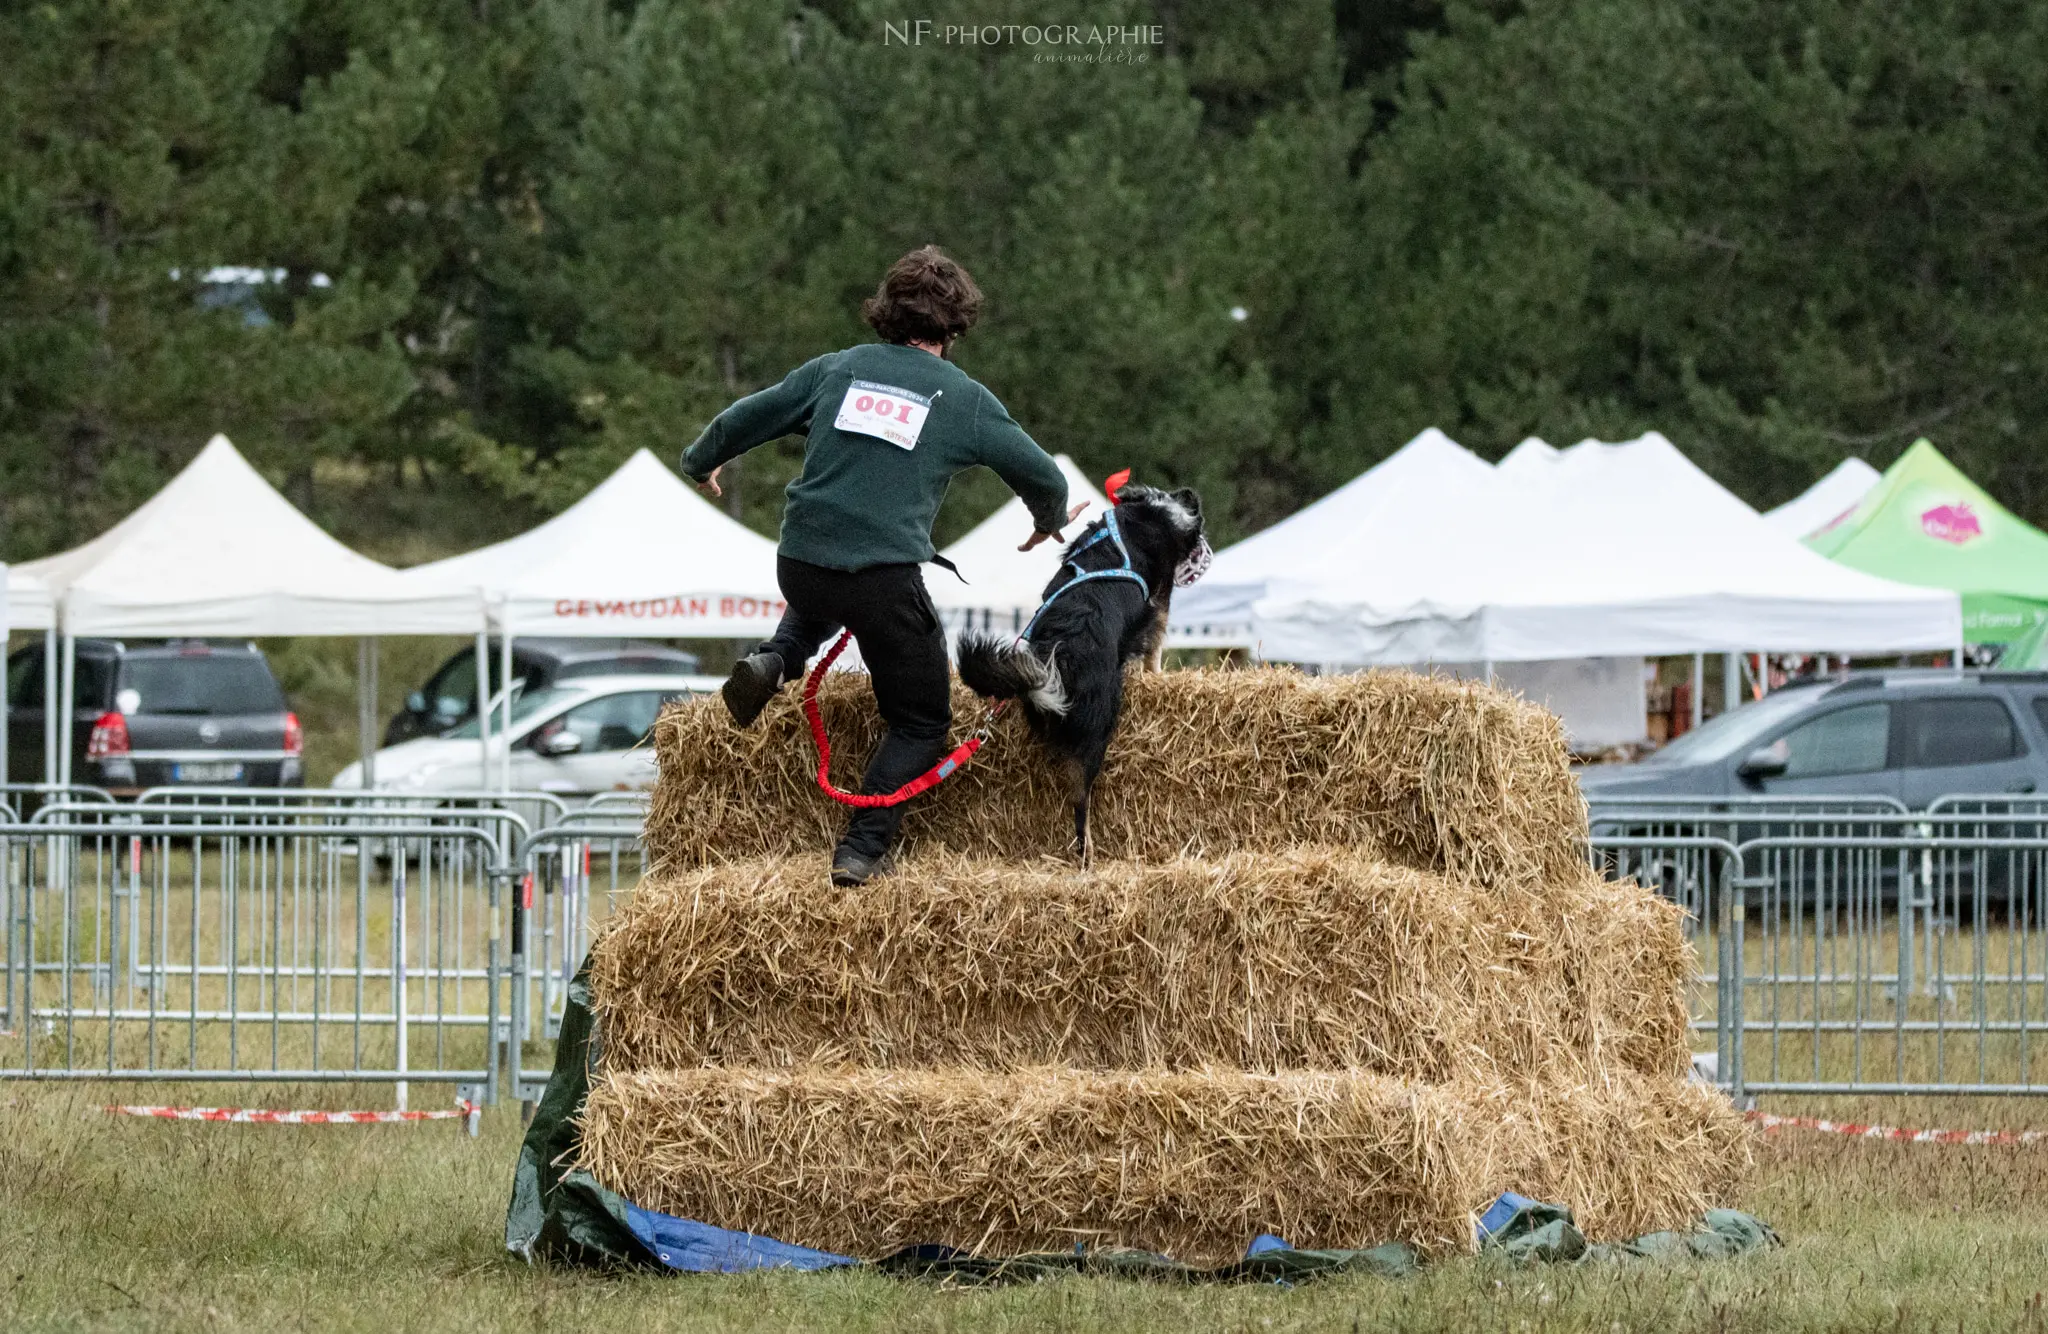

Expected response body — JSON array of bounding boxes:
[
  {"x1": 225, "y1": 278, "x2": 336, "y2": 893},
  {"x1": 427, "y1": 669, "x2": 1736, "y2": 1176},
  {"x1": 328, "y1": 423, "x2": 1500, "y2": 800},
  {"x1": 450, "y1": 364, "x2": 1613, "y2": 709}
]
[{"x1": 680, "y1": 343, "x2": 1070, "y2": 572}]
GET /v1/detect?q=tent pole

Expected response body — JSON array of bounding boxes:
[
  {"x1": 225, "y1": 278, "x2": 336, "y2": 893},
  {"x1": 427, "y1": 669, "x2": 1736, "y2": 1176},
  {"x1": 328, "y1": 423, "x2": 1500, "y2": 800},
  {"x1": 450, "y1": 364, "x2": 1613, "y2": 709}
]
[
  {"x1": 42, "y1": 629, "x2": 56, "y2": 792},
  {"x1": 1955, "y1": 636, "x2": 1966, "y2": 677},
  {"x1": 1723, "y1": 652, "x2": 1738, "y2": 713},
  {"x1": 475, "y1": 629, "x2": 491, "y2": 790},
  {"x1": 57, "y1": 634, "x2": 75, "y2": 789},
  {"x1": 356, "y1": 638, "x2": 378, "y2": 790},
  {"x1": 1690, "y1": 653, "x2": 1704, "y2": 729},
  {"x1": 498, "y1": 610, "x2": 513, "y2": 794}
]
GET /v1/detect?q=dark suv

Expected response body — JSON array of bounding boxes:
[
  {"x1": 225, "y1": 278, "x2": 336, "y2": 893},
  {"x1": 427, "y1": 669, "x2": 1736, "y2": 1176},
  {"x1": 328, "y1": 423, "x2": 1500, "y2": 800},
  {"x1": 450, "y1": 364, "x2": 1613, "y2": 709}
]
[
  {"x1": 1578, "y1": 670, "x2": 2048, "y2": 807},
  {"x1": 7, "y1": 640, "x2": 302, "y2": 795},
  {"x1": 383, "y1": 638, "x2": 704, "y2": 745}
]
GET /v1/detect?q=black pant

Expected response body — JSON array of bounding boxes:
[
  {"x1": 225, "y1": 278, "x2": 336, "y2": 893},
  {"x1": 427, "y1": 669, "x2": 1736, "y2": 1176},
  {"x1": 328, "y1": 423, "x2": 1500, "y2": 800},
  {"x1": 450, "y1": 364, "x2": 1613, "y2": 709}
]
[{"x1": 760, "y1": 556, "x2": 952, "y2": 858}]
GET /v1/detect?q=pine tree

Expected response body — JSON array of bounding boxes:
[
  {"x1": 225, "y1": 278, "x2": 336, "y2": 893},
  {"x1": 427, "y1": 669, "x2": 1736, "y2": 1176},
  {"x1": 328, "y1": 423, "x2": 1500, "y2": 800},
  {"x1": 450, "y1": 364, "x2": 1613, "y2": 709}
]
[{"x1": 0, "y1": 0, "x2": 477, "y2": 555}]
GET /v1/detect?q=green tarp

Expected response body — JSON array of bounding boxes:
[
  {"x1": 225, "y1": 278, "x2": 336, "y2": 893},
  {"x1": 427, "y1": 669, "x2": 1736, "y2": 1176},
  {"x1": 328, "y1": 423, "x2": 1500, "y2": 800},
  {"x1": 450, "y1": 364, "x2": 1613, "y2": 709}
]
[
  {"x1": 506, "y1": 957, "x2": 1777, "y2": 1282},
  {"x1": 1806, "y1": 439, "x2": 2048, "y2": 644},
  {"x1": 504, "y1": 967, "x2": 654, "y2": 1268}
]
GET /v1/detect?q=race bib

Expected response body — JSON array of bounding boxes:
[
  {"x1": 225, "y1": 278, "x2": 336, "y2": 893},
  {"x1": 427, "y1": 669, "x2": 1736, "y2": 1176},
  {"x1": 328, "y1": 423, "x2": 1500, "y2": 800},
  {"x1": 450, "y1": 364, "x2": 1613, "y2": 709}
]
[{"x1": 833, "y1": 380, "x2": 933, "y2": 450}]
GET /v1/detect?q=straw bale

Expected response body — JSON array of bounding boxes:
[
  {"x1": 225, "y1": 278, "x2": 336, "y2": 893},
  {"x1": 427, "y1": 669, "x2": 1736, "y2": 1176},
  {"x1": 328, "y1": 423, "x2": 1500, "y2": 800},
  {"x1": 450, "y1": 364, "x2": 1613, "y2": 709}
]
[
  {"x1": 575, "y1": 1065, "x2": 1750, "y2": 1263},
  {"x1": 645, "y1": 667, "x2": 1586, "y2": 892},
  {"x1": 578, "y1": 1066, "x2": 1481, "y2": 1261},
  {"x1": 590, "y1": 849, "x2": 1687, "y2": 1082},
  {"x1": 1476, "y1": 1070, "x2": 1753, "y2": 1241},
  {"x1": 1557, "y1": 869, "x2": 1693, "y2": 1078}
]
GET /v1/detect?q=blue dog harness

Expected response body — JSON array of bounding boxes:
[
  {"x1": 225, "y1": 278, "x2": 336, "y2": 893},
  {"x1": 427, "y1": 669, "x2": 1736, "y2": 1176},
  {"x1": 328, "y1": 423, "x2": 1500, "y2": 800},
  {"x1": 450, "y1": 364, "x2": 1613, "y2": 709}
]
[{"x1": 1022, "y1": 507, "x2": 1151, "y2": 640}]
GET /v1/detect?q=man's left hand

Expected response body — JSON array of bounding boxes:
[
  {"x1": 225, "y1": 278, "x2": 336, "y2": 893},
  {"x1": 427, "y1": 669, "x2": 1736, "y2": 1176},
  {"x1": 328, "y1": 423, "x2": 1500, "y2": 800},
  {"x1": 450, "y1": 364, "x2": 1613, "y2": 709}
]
[{"x1": 1019, "y1": 501, "x2": 1089, "y2": 552}]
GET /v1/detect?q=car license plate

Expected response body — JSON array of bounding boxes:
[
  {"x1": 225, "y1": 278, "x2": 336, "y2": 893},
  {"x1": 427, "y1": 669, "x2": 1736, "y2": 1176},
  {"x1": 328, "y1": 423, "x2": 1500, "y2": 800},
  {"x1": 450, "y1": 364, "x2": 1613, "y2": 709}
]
[{"x1": 174, "y1": 762, "x2": 245, "y2": 783}]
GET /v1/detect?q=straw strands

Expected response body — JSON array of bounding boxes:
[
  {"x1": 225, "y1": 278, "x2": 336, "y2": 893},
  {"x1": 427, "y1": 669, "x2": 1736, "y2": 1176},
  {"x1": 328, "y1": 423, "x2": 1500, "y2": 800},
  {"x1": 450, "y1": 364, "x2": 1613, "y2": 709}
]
[
  {"x1": 1553, "y1": 871, "x2": 1693, "y2": 1078},
  {"x1": 590, "y1": 664, "x2": 1748, "y2": 1262},
  {"x1": 590, "y1": 850, "x2": 1688, "y2": 1082},
  {"x1": 646, "y1": 668, "x2": 1586, "y2": 893},
  {"x1": 575, "y1": 1065, "x2": 1750, "y2": 1263}
]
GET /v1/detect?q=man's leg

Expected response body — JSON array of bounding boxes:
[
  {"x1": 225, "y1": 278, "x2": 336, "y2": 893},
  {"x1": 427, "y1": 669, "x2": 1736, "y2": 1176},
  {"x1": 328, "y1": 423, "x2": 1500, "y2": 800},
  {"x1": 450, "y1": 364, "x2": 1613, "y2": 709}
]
[
  {"x1": 834, "y1": 565, "x2": 952, "y2": 863},
  {"x1": 723, "y1": 557, "x2": 842, "y2": 726}
]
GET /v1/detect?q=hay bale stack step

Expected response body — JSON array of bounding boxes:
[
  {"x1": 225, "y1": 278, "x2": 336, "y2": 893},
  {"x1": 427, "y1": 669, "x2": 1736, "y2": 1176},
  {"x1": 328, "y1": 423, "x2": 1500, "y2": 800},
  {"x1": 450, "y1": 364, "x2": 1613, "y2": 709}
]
[
  {"x1": 600, "y1": 663, "x2": 1751, "y2": 1255},
  {"x1": 648, "y1": 668, "x2": 1585, "y2": 891},
  {"x1": 576, "y1": 1065, "x2": 1750, "y2": 1264},
  {"x1": 591, "y1": 850, "x2": 1690, "y2": 1082}
]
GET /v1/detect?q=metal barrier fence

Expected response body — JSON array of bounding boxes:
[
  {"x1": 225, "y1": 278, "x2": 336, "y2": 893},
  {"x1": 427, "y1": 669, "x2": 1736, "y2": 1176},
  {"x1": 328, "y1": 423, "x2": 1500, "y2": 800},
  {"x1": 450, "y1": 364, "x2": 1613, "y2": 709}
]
[
  {"x1": 1589, "y1": 796, "x2": 2048, "y2": 1099},
  {"x1": 0, "y1": 807, "x2": 518, "y2": 1106},
  {"x1": 133, "y1": 786, "x2": 571, "y2": 858},
  {"x1": 0, "y1": 787, "x2": 662, "y2": 1105},
  {"x1": 11, "y1": 784, "x2": 2047, "y2": 1105},
  {"x1": 0, "y1": 783, "x2": 116, "y2": 822},
  {"x1": 517, "y1": 818, "x2": 649, "y2": 1068}
]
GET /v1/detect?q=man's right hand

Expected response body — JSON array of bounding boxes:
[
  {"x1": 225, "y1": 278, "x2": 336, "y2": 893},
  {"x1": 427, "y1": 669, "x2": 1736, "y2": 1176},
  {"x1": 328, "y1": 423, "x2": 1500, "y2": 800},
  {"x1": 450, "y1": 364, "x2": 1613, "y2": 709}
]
[
  {"x1": 694, "y1": 465, "x2": 723, "y2": 499},
  {"x1": 1019, "y1": 501, "x2": 1090, "y2": 552}
]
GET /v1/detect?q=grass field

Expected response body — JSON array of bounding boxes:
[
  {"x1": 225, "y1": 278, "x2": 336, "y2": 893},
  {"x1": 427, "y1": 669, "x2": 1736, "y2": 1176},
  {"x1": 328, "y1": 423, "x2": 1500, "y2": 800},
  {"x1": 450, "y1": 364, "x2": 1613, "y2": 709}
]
[{"x1": 3, "y1": 1082, "x2": 2046, "y2": 1333}]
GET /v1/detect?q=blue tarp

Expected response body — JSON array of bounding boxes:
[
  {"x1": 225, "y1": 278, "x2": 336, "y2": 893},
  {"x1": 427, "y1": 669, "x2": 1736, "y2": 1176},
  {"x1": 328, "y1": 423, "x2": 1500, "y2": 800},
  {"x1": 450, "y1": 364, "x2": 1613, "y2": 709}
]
[
  {"x1": 507, "y1": 962, "x2": 1777, "y2": 1283},
  {"x1": 622, "y1": 1203, "x2": 856, "y2": 1273},
  {"x1": 594, "y1": 1189, "x2": 1772, "y2": 1279}
]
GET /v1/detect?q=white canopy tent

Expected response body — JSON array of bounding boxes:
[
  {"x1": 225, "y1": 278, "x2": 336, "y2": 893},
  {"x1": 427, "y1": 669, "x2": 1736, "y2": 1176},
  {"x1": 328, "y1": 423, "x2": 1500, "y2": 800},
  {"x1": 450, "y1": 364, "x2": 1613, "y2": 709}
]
[
  {"x1": 1171, "y1": 429, "x2": 1961, "y2": 747},
  {"x1": 1498, "y1": 436, "x2": 1559, "y2": 469},
  {"x1": 923, "y1": 454, "x2": 1113, "y2": 631},
  {"x1": 401, "y1": 448, "x2": 784, "y2": 639},
  {"x1": 1171, "y1": 428, "x2": 1493, "y2": 646},
  {"x1": 2, "y1": 567, "x2": 56, "y2": 792},
  {"x1": 400, "y1": 448, "x2": 787, "y2": 789},
  {"x1": 1236, "y1": 431, "x2": 1960, "y2": 660},
  {"x1": 1762, "y1": 457, "x2": 1881, "y2": 540},
  {"x1": 1173, "y1": 429, "x2": 1661, "y2": 746},
  {"x1": 7, "y1": 567, "x2": 54, "y2": 632},
  {"x1": 16, "y1": 435, "x2": 487, "y2": 789},
  {"x1": 20, "y1": 435, "x2": 480, "y2": 638}
]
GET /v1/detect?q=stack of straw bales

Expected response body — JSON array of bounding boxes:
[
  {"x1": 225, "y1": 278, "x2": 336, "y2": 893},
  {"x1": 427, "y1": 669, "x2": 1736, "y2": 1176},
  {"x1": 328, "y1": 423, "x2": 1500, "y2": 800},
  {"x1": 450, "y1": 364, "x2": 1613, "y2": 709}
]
[{"x1": 580, "y1": 669, "x2": 1748, "y2": 1262}]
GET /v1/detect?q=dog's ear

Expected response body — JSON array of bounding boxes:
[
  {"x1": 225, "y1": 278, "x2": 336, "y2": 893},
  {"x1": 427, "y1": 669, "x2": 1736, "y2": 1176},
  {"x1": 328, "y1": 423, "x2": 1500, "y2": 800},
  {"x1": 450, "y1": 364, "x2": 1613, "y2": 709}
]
[{"x1": 1159, "y1": 487, "x2": 1204, "y2": 537}]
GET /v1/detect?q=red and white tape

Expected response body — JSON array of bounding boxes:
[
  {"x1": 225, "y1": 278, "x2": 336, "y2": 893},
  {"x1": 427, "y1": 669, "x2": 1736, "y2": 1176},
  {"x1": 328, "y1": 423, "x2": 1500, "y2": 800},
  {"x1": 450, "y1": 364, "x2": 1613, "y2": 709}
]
[
  {"x1": 106, "y1": 1099, "x2": 480, "y2": 1133},
  {"x1": 1747, "y1": 1109, "x2": 2048, "y2": 1147}
]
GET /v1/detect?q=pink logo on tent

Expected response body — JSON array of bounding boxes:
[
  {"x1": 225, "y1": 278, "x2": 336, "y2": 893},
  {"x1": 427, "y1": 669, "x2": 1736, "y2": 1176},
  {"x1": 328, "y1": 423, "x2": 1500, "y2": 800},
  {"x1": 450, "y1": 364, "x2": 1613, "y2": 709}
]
[{"x1": 1921, "y1": 502, "x2": 1982, "y2": 545}]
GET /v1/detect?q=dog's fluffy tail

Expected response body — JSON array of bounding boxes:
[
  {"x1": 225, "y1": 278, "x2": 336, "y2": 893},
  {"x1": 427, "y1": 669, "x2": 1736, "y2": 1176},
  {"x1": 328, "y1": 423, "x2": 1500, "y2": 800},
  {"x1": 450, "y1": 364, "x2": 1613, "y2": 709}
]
[{"x1": 956, "y1": 632, "x2": 1069, "y2": 716}]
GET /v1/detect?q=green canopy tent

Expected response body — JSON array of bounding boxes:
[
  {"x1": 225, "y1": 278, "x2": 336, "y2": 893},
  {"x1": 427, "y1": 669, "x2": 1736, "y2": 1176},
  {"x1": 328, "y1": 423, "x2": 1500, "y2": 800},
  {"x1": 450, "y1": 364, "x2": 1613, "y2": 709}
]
[
  {"x1": 1805, "y1": 439, "x2": 2048, "y2": 645},
  {"x1": 2000, "y1": 616, "x2": 2048, "y2": 670}
]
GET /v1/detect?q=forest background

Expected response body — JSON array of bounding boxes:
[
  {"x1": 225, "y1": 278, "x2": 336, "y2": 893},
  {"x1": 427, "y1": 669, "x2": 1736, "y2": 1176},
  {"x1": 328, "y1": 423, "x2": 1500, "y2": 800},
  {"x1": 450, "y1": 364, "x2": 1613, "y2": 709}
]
[{"x1": 7, "y1": 0, "x2": 2041, "y2": 568}]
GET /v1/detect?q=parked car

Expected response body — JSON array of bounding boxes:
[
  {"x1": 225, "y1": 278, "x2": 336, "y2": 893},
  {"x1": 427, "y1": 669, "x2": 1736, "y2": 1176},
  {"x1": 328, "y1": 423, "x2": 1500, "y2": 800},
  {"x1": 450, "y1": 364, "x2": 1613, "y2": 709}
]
[
  {"x1": 338, "y1": 673, "x2": 719, "y2": 796},
  {"x1": 5, "y1": 639, "x2": 302, "y2": 795},
  {"x1": 1577, "y1": 670, "x2": 2048, "y2": 807},
  {"x1": 383, "y1": 638, "x2": 704, "y2": 746}
]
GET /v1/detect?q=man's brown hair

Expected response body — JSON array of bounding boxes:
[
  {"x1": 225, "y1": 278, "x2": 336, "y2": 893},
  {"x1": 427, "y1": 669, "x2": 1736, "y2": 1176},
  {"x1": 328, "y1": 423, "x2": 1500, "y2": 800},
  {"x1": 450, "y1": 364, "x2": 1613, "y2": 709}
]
[{"x1": 863, "y1": 246, "x2": 984, "y2": 346}]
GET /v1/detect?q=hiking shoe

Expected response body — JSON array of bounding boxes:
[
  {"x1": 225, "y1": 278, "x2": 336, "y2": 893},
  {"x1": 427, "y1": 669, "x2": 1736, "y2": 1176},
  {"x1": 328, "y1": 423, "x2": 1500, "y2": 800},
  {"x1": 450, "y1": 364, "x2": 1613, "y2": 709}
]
[
  {"x1": 830, "y1": 846, "x2": 894, "y2": 887},
  {"x1": 720, "y1": 651, "x2": 785, "y2": 728}
]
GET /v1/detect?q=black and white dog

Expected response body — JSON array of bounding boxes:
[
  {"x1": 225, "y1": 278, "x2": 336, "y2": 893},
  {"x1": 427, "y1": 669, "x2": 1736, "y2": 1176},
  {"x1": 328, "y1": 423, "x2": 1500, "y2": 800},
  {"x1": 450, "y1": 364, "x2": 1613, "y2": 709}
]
[{"x1": 957, "y1": 484, "x2": 1210, "y2": 860}]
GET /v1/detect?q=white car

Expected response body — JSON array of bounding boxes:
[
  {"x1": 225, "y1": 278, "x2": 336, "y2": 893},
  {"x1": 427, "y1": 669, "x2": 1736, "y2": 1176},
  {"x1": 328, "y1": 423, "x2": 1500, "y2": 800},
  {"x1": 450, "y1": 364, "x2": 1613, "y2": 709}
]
[{"x1": 332, "y1": 673, "x2": 721, "y2": 795}]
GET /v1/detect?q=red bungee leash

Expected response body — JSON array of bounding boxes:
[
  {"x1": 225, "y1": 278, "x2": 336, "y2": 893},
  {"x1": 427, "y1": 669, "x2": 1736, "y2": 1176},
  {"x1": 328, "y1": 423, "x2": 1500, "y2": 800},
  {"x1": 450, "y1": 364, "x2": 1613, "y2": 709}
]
[
  {"x1": 802, "y1": 629, "x2": 1004, "y2": 808},
  {"x1": 799, "y1": 467, "x2": 1130, "y2": 809}
]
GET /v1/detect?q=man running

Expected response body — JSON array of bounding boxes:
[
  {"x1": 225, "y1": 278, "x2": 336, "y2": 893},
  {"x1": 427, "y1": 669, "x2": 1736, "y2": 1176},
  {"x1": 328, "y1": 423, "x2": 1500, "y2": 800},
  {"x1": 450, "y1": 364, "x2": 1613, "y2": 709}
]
[{"x1": 680, "y1": 246, "x2": 1079, "y2": 886}]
